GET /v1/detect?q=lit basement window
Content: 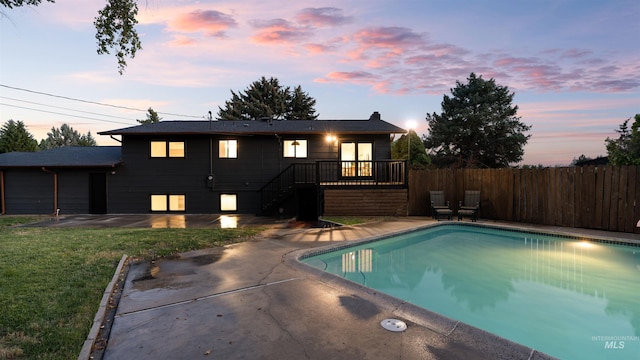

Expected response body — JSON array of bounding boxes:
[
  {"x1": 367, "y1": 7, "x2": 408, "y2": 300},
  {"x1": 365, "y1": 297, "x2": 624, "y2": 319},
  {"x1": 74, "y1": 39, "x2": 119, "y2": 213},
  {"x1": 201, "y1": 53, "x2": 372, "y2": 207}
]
[
  {"x1": 169, "y1": 195, "x2": 186, "y2": 211},
  {"x1": 151, "y1": 195, "x2": 167, "y2": 211},
  {"x1": 150, "y1": 194, "x2": 186, "y2": 211},
  {"x1": 220, "y1": 194, "x2": 237, "y2": 211}
]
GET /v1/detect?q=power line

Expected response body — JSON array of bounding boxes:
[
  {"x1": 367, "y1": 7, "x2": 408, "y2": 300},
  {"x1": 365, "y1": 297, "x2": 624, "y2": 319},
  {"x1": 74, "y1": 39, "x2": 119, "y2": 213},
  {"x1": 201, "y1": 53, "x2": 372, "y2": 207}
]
[
  {"x1": 0, "y1": 103, "x2": 133, "y2": 125},
  {"x1": 0, "y1": 96, "x2": 136, "y2": 121},
  {"x1": 0, "y1": 84, "x2": 205, "y2": 119}
]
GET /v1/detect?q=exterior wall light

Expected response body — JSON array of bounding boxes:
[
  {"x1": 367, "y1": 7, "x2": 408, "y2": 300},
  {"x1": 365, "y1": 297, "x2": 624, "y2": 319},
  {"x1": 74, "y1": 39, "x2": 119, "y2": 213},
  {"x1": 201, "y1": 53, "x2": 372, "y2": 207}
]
[{"x1": 325, "y1": 134, "x2": 337, "y2": 143}]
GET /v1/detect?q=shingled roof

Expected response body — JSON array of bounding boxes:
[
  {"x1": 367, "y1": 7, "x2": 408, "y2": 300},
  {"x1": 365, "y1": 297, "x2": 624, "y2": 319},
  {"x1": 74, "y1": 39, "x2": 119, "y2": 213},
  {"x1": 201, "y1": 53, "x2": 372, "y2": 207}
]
[
  {"x1": 99, "y1": 112, "x2": 406, "y2": 136},
  {"x1": 0, "y1": 146, "x2": 122, "y2": 168}
]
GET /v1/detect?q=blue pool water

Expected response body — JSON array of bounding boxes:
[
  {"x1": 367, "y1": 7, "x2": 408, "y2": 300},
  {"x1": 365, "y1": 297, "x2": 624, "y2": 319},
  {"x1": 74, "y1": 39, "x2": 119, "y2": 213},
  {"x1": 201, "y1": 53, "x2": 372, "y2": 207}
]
[{"x1": 302, "y1": 224, "x2": 640, "y2": 359}]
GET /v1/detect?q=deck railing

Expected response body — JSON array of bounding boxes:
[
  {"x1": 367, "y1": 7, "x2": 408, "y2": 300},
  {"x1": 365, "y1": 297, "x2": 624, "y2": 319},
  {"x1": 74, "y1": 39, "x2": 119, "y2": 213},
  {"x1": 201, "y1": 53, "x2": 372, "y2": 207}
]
[
  {"x1": 260, "y1": 160, "x2": 406, "y2": 213},
  {"x1": 316, "y1": 160, "x2": 406, "y2": 186}
]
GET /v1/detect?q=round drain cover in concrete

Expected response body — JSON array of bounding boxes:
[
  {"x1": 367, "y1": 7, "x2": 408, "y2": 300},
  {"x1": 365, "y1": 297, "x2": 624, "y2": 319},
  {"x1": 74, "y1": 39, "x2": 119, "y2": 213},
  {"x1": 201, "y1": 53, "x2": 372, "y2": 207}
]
[{"x1": 380, "y1": 318, "x2": 407, "y2": 332}]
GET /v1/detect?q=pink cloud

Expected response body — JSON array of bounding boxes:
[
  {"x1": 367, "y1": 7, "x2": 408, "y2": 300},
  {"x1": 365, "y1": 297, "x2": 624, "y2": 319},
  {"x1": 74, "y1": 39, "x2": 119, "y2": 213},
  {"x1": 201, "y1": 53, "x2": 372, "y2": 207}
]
[
  {"x1": 323, "y1": 71, "x2": 377, "y2": 81},
  {"x1": 169, "y1": 10, "x2": 237, "y2": 37},
  {"x1": 353, "y1": 26, "x2": 424, "y2": 53},
  {"x1": 315, "y1": 71, "x2": 382, "y2": 87},
  {"x1": 251, "y1": 19, "x2": 309, "y2": 44},
  {"x1": 302, "y1": 37, "x2": 347, "y2": 55},
  {"x1": 404, "y1": 46, "x2": 469, "y2": 67},
  {"x1": 304, "y1": 43, "x2": 331, "y2": 54},
  {"x1": 302, "y1": 20, "x2": 638, "y2": 97},
  {"x1": 295, "y1": 7, "x2": 353, "y2": 27},
  {"x1": 169, "y1": 35, "x2": 197, "y2": 47},
  {"x1": 303, "y1": 43, "x2": 341, "y2": 55},
  {"x1": 494, "y1": 57, "x2": 540, "y2": 67}
]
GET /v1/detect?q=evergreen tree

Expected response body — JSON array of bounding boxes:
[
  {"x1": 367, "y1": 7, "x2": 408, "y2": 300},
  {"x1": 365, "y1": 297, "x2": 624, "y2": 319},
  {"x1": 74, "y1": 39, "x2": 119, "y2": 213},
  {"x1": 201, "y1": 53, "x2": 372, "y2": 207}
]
[
  {"x1": 424, "y1": 73, "x2": 531, "y2": 168},
  {"x1": 0, "y1": 120, "x2": 38, "y2": 153},
  {"x1": 287, "y1": 85, "x2": 318, "y2": 120},
  {"x1": 39, "y1": 124, "x2": 97, "y2": 150},
  {"x1": 217, "y1": 77, "x2": 318, "y2": 121},
  {"x1": 392, "y1": 130, "x2": 430, "y2": 167},
  {"x1": 605, "y1": 114, "x2": 640, "y2": 165},
  {"x1": 137, "y1": 107, "x2": 162, "y2": 124}
]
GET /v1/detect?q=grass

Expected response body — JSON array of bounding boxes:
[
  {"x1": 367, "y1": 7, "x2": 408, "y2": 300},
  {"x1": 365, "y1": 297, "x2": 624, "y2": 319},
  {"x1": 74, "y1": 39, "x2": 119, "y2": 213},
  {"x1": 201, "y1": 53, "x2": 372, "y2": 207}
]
[{"x1": 0, "y1": 217, "x2": 262, "y2": 359}]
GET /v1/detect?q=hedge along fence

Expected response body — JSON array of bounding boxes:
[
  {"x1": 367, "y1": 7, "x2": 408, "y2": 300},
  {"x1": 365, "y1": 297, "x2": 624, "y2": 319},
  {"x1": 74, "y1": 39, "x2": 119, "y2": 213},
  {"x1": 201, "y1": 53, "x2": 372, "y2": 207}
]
[{"x1": 409, "y1": 165, "x2": 640, "y2": 234}]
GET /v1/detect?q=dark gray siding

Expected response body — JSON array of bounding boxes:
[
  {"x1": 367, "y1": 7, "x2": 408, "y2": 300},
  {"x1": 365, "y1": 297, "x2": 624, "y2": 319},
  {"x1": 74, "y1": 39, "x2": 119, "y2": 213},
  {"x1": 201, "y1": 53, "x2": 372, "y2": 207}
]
[
  {"x1": 57, "y1": 170, "x2": 92, "y2": 214},
  {"x1": 108, "y1": 135, "x2": 214, "y2": 213},
  {"x1": 4, "y1": 169, "x2": 54, "y2": 214},
  {"x1": 2, "y1": 168, "x2": 104, "y2": 214},
  {"x1": 106, "y1": 132, "x2": 394, "y2": 214}
]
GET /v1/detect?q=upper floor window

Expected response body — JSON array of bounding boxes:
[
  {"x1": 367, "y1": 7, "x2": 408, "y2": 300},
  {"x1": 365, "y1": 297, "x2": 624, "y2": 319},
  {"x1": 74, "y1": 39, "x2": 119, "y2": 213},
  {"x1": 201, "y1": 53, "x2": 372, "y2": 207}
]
[
  {"x1": 150, "y1": 141, "x2": 185, "y2": 158},
  {"x1": 340, "y1": 141, "x2": 373, "y2": 177},
  {"x1": 283, "y1": 139, "x2": 307, "y2": 158},
  {"x1": 219, "y1": 139, "x2": 237, "y2": 158}
]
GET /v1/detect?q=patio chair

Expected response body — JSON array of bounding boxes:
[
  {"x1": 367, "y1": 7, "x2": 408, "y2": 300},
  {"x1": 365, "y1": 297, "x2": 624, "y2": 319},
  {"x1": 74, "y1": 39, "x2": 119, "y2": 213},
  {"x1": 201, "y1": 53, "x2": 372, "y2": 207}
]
[
  {"x1": 430, "y1": 190, "x2": 452, "y2": 221},
  {"x1": 457, "y1": 190, "x2": 480, "y2": 222}
]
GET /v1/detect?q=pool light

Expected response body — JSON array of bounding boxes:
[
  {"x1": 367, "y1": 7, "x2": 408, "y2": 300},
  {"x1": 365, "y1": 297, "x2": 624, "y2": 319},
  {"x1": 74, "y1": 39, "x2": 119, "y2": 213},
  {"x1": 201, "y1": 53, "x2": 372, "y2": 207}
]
[{"x1": 380, "y1": 319, "x2": 407, "y2": 332}]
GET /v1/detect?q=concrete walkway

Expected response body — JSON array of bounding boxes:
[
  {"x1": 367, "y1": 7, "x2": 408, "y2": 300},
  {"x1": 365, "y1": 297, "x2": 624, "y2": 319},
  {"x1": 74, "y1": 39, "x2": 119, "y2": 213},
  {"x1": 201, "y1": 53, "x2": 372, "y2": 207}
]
[{"x1": 93, "y1": 217, "x2": 570, "y2": 360}]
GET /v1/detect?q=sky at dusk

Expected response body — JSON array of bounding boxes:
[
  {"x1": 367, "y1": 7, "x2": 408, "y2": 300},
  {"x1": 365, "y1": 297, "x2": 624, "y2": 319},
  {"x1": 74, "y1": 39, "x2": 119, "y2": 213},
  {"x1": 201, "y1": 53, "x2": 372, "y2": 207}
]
[{"x1": 1, "y1": 0, "x2": 639, "y2": 166}]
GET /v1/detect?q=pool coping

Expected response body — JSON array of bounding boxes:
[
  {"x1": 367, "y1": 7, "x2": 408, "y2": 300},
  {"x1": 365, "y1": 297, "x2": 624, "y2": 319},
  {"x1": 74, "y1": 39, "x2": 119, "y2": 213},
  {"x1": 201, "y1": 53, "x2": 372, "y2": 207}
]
[{"x1": 285, "y1": 221, "x2": 640, "y2": 360}]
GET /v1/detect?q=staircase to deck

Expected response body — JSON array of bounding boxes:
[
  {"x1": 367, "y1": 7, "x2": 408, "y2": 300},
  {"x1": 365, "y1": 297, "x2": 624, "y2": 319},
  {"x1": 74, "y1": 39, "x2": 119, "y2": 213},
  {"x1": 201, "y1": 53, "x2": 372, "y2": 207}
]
[
  {"x1": 259, "y1": 161, "x2": 407, "y2": 215},
  {"x1": 259, "y1": 163, "x2": 316, "y2": 215}
]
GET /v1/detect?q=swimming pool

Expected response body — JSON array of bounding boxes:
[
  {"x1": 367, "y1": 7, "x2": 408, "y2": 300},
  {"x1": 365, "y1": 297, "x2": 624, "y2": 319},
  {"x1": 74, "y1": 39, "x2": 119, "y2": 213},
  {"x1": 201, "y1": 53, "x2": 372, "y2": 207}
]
[{"x1": 301, "y1": 224, "x2": 640, "y2": 360}]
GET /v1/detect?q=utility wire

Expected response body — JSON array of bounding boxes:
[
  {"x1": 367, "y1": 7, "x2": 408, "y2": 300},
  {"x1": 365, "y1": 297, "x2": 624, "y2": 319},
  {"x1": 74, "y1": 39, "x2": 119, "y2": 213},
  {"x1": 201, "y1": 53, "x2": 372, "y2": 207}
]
[
  {"x1": 0, "y1": 84, "x2": 204, "y2": 119},
  {"x1": 0, "y1": 96, "x2": 135, "y2": 121},
  {"x1": 0, "y1": 103, "x2": 133, "y2": 125}
]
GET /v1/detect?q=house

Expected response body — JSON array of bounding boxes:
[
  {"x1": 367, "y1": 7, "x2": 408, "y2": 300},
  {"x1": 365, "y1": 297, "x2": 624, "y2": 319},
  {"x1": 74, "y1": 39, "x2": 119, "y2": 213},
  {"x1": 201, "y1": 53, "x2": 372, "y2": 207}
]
[{"x1": 0, "y1": 112, "x2": 408, "y2": 219}]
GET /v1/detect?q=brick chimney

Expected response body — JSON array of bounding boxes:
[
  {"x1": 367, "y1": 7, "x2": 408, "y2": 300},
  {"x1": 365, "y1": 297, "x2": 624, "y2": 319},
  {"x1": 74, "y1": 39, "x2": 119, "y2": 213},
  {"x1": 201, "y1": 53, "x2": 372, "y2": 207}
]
[{"x1": 369, "y1": 111, "x2": 381, "y2": 121}]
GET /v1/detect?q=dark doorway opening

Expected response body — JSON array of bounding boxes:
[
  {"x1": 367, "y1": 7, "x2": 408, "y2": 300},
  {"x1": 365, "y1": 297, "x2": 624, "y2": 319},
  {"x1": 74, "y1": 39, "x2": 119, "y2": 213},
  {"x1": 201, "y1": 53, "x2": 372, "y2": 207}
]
[
  {"x1": 89, "y1": 173, "x2": 107, "y2": 214},
  {"x1": 296, "y1": 187, "x2": 318, "y2": 221}
]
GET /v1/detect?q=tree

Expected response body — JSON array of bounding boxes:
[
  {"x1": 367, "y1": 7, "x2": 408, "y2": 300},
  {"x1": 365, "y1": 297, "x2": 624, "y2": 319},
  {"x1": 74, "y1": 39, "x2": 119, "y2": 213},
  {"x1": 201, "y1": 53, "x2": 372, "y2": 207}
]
[
  {"x1": 392, "y1": 130, "x2": 430, "y2": 168},
  {"x1": 288, "y1": 85, "x2": 318, "y2": 120},
  {"x1": 39, "y1": 124, "x2": 97, "y2": 150},
  {"x1": 423, "y1": 73, "x2": 531, "y2": 168},
  {"x1": 0, "y1": 0, "x2": 51, "y2": 7},
  {"x1": 137, "y1": 107, "x2": 162, "y2": 124},
  {"x1": 217, "y1": 77, "x2": 318, "y2": 121},
  {"x1": 571, "y1": 154, "x2": 593, "y2": 166},
  {"x1": 0, "y1": 120, "x2": 38, "y2": 153},
  {"x1": 570, "y1": 154, "x2": 608, "y2": 166},
  {"x1": 605, "y1": 114, "x2": 640, "y2": 165},
  {"x1": 1, "y1": 0, "x2": 141, "y2": 74}
]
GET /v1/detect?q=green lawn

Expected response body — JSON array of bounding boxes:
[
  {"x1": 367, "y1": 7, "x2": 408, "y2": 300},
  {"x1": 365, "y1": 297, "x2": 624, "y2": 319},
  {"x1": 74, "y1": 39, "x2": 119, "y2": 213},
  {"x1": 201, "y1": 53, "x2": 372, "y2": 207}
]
[{"x1": 0, "y1": 217, "x2": 261, "y2": 359}]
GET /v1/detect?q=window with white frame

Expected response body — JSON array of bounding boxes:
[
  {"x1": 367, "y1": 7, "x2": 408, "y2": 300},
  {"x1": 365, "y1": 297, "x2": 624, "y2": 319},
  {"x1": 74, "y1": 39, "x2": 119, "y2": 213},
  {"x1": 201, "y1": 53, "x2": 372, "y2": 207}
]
[
  {"x1": 283, "y1": 139, "x2": 307, "y2": 158},
  {"x1": 219, "y1": 139, "x2": 238, "y2": 158}
]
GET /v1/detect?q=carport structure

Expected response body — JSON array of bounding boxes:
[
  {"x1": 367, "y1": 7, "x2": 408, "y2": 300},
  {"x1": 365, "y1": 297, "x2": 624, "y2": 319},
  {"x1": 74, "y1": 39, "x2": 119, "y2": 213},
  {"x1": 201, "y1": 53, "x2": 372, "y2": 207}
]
[{"x1": 0, "y1": 146, "x2": 121, "y2": 215}]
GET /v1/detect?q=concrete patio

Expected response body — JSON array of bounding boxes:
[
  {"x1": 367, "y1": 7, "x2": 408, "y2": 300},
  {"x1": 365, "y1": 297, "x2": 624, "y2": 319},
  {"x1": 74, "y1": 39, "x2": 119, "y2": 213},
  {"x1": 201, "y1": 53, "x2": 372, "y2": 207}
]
[{"x1": 61, "y1": 214, "x2": 639, "y2": 359}]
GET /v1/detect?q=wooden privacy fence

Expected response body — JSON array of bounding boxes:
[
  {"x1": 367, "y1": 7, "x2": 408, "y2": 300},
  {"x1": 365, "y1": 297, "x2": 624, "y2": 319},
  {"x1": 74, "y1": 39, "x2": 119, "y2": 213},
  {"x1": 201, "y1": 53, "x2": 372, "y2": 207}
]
[{"x1": 409, "y1": 166, "x2": 640, "y2": 234}]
